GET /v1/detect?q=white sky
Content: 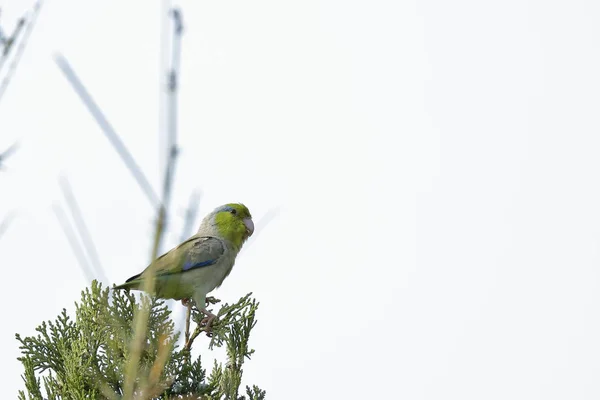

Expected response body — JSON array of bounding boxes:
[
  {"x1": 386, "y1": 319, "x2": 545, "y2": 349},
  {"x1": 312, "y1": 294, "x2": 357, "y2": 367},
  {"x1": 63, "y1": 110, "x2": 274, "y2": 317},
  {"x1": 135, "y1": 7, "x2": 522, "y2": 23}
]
[{"x1": 1, "y1": 0, "x2": 600, "y2": 398}]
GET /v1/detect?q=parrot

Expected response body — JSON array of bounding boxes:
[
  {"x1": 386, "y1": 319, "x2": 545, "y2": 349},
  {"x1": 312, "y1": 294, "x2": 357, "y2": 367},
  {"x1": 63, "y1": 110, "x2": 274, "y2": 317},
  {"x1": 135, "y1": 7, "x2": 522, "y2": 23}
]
[{"x1": 114, "y1": 203, "x2": 254, "y2": 329}]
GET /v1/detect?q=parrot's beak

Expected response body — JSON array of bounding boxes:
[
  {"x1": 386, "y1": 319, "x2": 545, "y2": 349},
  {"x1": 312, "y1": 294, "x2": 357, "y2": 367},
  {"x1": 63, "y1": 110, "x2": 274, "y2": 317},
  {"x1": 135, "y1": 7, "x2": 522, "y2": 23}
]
[{"x1": 243, "y1": 217, "x2": 254, "y2": 236}]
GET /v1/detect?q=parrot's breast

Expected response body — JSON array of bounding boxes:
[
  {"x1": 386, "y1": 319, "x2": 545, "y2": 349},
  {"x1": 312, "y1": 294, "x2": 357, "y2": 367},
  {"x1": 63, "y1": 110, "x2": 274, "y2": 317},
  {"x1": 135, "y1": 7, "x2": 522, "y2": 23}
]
[{"x1": 184, "y1": 243, "x2": 238, "y2": 294}]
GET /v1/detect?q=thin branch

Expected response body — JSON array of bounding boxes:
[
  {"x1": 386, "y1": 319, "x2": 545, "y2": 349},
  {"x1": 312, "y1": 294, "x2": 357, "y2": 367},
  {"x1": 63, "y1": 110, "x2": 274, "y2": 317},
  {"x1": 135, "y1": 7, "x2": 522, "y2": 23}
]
[
  {"x1": 179, "y1": 189, "x2": 200, "y2": 350},
  {"x1": 0, "y1": 211, "x2": 16, "y2": 241},
  {"x1": 59, "y1": 175, "x2": 108, "y2": 284},
  {"x1": 180, "y1": 189, "x2": 201, "y2": 242},
  {"x1": 184, "y1": 296, "x2": 220, "y2": 352},
  {"x1": 0, "y1": 1, "x2": 43, "y2": 107},
  {"x1": 158, "y1": 0, "x2": 172, "y2": 176},
  {"x1": 53, "y1": 54, "x2": 160, "y2": 208},
  {"x1": 0, "y1": 141, "x2": 18, "y2": 169},
  {"x1": 123, "y1": 7, "x2": 183, "y2": 398},
  {"x1": 184, "y1": 302, "x2": 192, "y2": 354},
  {"x1": 123, "y1": 205, "x2": 165, "y2": 400},
  {"x1": 143, "y1": 334, "x2": 174, "y2": 398},
  {"x1": 0, "y1": 12, "x2": 25, "y2": 72},
  {"x1": 244, "y1": 207, "x2": 280, "y2": 249},
  {"x1": 156, "y1": 7, "x2": 184, "y2": 253},
  {"x1": 184, "y1": 323, "x2": 206, "y2": 352},
  {"x1": 53, "y1": 204, "x2": 95, "y2": 283}
]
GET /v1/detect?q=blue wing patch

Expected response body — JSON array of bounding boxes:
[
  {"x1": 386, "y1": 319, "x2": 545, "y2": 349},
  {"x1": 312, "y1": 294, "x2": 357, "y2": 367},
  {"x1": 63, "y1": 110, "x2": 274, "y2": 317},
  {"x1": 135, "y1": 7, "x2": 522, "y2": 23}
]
[
  {"x1": 182, "y1": 259, "x2": 217, "y2": 271},
  {"x1": 180, "y1": 237, "x2": 224, "y2": 272}
]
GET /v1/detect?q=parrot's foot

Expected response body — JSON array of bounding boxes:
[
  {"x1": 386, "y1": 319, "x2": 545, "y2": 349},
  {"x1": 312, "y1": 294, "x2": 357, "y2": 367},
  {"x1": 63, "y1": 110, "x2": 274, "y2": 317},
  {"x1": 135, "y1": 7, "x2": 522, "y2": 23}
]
[
  {"x1": 182, "y1": 297, "x2": 217, "y2": 307},
  {"x1": 200, "y1": 308, "x2": 217, "y2": 336}
]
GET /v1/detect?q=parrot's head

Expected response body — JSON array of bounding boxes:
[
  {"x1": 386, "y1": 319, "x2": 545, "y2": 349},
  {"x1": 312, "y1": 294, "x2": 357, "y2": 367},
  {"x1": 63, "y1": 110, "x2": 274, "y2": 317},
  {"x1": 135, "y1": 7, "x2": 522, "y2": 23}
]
[{"x1": 205, "y1": 203, "x2": 254, "y2": 248}]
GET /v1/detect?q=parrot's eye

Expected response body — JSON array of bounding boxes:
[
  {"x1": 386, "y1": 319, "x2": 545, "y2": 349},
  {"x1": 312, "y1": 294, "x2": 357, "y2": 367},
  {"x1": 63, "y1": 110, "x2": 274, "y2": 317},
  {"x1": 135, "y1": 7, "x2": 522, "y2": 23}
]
[{"x1": 230, "y1": 209, "x2": 237, "y2": 215}]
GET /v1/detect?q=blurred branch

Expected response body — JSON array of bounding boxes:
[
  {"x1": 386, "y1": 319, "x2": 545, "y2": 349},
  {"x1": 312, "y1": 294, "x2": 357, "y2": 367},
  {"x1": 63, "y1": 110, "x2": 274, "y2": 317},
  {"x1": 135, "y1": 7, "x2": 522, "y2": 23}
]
[
  {"x1": 54, "y1": 54, "x2": 160, "y2": 208},
  {"x1": 158, "y1": 0, "x2": 172, "y2": 175},
  {"x1": 180, "y1": 189, "x2": 200, "y2": 242},
  {"x1": 0, "y1": 1, "x2": 43, "y2": 107},
  {"x1": 0, "y1": 12, "x2": 25, "y2": 71},
  {"x1": 0, "y1": 141, "x2": 18, "y2": 169},
  {"x1": 123, "y1": 205, "x2": 165, "y2": 400},
  {"x1": 179, "y1": 189, "x2": 200, "y2": 349},
  {"x1": 245, "y1": 207, "x2": 280, "y2": 249},
  {"x1": 53, "y1": 204, "x2": 95, "y2": 283},
  {"x1": 184, "y1": 302, "x2": 192, "y2": 353},
  {"x1": 0, "y1": 211, "x2": 16, "y2": 241},
  {"x1": 123, "y1": 8, "x2": 184, "y2": 398},
  {"x1": 180, "y1": 191, "x2": 200, "y2": 343},
  {"x1": 156, "y1": 7, "x2": 184, "y2": 253},
  {"x1": 59, "y1": 175, "x2": 108, "y2": 285},
  {"x1": 0, "y1": 18, "x2": 24, "y2": 75}
]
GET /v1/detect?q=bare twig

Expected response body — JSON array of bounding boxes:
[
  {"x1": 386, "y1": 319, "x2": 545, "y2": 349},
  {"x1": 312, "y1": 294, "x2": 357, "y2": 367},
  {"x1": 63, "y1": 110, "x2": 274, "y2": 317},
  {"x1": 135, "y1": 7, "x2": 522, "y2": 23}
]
[
  {"x1": 143, "y1": 334, "x2": 174, "y2": 398},
  {"x1": 0, "y1": 211, "x2": 16, "y2": 241},
  {"x1": 53, "y1": 204, "x2": 95, "y2": 282},
  {"x1": 0, "y1": 141, "x2": 18, "y2": 157},
  {"x1": 0, "y1": 1, "x2": 43, "y2": 107},
  {"x1": 123, "y1": 206, "x2": 164, "y2": 399},
  {"x1": 54, "y1": 54, "x2": 160, "y2": 208},
  {"x1": 184, "y1": 323, "x2": 207, "y2": 352},
  {"x1": 0, "y1": 141, "x2": 18, "y2": 169},
  {"x1": 244, "y1": 207, "x2": 280, "y2": 249},
  {"x1": 184, "y1": 302, "x2": 192, "y2": 349},
  {"x1": 183, "y1": 296, "x2": 220, "y2": 352},
  {"x1": 158, "y1": 0, "x2": 172, "y2": 175},
  {"x1": 180, "y1": 190, "x2": 201, "y2": 241},
  {"x1": 124, "y1": 8, "x2": 184, "y2": 391},
  {"x1": 59, "y1": 175, "x2": 108, "y2": 284},
  {"x1": 180, "y1": 190, "x2": 201, "y2": 345},
  {"x1": 0, "y1": 14, "x2": 25, "y2": 71},
  {"x1": 156, "y1": 7, "x2": 184, "y2": 253}
]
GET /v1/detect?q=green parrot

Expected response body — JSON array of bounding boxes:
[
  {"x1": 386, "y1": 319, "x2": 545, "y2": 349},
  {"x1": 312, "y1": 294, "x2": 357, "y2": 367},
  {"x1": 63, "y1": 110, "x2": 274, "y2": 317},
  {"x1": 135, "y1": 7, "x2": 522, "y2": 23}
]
[{"x1": 114, "y1": 203, "x2": 254, "y2": 329}]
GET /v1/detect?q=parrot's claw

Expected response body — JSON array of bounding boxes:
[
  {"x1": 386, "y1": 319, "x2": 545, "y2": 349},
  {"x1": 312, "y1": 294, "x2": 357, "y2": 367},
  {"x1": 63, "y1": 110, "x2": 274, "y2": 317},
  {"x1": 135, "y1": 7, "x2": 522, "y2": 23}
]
[
  {"x1": 182, "y1": 297, "x2": 217, "y2": 307},
  {"x1": 182, "y1": 299, "x2": 217, "y2": 335},
  {"x1": 200, "y1": 309, "x2": 217, "y2": 336}
]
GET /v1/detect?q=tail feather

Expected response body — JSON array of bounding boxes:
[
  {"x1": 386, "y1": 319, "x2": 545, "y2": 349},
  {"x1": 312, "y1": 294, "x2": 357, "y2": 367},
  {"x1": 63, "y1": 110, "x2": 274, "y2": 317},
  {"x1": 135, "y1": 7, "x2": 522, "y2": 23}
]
[{"x1": 113, "y1": 273, "x2": 142, "y2": 290}]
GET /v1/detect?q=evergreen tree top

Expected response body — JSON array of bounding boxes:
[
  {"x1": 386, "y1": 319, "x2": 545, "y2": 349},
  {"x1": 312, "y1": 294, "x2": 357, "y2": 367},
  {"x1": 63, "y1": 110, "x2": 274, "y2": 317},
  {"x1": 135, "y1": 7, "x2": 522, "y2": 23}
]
[{"x1": 16, "y1": 280, "x2": 266, "y2": 400}]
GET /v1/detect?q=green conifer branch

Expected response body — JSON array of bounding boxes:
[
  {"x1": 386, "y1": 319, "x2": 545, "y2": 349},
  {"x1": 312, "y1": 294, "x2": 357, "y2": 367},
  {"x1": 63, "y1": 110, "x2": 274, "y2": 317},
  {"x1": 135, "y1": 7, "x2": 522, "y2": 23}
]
[{"x1": 15, "y1": 280, "x2": 265, "y2": 399}]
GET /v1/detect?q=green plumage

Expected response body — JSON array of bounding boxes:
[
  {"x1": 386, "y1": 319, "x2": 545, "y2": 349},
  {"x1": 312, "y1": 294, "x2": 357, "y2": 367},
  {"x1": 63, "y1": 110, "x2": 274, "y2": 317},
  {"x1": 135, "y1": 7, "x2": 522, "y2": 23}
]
[
  {"x1": 114, "y1": 235, "x2": 226, "y2": 299},
  {"x1": 113, "y1": 203, "x2": 254, "y2": 308}
]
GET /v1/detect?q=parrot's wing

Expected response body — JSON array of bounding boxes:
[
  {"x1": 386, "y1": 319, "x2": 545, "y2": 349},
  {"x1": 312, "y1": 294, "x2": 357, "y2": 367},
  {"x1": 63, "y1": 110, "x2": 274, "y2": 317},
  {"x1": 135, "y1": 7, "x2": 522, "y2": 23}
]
[
  {"x1": 181, "y1": 236, "x2": 225, "y2": 272},
  {"x1": 126, "y1": 236, "x2": 225, "y2": 282}
]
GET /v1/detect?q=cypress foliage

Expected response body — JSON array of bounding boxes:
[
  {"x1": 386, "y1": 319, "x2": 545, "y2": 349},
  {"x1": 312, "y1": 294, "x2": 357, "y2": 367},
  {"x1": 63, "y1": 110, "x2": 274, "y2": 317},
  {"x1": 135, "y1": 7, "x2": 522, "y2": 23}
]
[{"x1": 15, "y1": 280, "x2": 265, "y2": 400}]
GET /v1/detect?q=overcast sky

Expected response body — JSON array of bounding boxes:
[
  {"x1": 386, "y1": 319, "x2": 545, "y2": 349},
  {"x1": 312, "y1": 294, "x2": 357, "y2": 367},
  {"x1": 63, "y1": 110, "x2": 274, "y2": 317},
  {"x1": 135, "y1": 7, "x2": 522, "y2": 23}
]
[{"x1": 2, "y1": 0, "x2": 600, "y2": 398}]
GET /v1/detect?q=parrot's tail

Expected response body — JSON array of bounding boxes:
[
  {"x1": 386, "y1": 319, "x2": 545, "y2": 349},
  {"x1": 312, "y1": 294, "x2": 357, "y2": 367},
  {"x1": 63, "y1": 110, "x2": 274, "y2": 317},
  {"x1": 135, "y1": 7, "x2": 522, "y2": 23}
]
[
  {"x1": 113, "y1": 281, "x2": 136, "y2": 290},
  {"x1": 113, "y1": 273, "x2": 142, "y2": 290}
]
